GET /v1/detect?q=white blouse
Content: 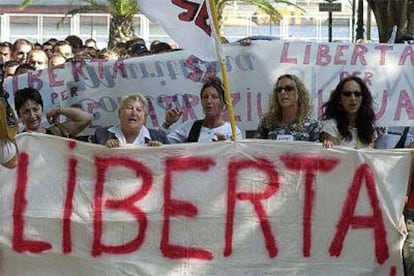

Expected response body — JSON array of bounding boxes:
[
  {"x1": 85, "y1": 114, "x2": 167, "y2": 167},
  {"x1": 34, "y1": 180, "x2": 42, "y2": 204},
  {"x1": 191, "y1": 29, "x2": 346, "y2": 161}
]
[{"x1": 164, "y1": 120, "x2": 243, "y2": 144}]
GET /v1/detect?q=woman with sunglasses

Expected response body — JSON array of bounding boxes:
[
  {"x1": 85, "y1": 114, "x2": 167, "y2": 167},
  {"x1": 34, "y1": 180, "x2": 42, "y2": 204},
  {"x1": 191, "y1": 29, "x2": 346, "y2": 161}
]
[
  {"x1": 255, "y1": 74, "x2": 320, "y2": 141},
  {"x1": 321, "y1": 76, "x2": 376, "y2": 148}
]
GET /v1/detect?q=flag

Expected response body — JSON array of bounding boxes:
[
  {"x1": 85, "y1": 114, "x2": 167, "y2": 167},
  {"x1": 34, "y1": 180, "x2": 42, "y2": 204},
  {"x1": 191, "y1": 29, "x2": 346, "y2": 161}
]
[{"x1": 138, "y1": 0, "x2": 223, "y2": 61}]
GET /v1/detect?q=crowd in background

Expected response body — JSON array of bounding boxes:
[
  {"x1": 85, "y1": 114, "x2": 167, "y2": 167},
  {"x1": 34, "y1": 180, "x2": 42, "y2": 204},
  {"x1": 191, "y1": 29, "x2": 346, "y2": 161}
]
[{"x1": 0, "y1": 35, "x2": 176, "y2": 81}]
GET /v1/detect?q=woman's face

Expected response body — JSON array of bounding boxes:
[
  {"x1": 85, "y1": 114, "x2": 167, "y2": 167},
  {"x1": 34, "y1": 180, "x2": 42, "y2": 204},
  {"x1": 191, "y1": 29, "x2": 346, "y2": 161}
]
[
  {"x1": 18, "y1": 99, "x2": 43, "y2": 132},
  {"x1": 275, "y1": 77, "x2": 299, "y2": 109},
  {"x1": 339, "y1": 80, "x2": 363, "y2": 115},
  {"x1": 119, "y1": 99, "x2": 146, "y2": 132},
  {"x1": 201, "y1": 86, "x2": 224, "y2": 119}
]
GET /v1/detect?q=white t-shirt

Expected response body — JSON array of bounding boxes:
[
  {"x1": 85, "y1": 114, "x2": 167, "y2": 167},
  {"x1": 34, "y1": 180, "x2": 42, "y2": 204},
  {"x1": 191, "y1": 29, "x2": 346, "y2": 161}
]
[
  {"x1": 321, "y1": 119, "x2": 376, "y2": 149},
  {"x1": 0, "y1": 140, "x2": 17, "y2": 164},
  {"x1": 108, "y1": 125, "x2": 151, "y2": 145},
  {"x1": 165, "y1": 120, "x2": 243, "y2": 144}
]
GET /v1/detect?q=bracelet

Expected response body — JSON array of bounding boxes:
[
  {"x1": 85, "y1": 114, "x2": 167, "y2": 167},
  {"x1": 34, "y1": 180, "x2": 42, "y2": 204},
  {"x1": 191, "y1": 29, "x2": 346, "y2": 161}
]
[{"x1": 162, "y1": 122, "x2": 171, "y2": 129}]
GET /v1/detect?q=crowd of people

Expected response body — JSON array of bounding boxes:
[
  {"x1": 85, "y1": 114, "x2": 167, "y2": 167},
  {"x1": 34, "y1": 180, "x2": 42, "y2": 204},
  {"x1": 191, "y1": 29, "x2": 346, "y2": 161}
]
[
  {"x1": 0, "y1": 35, "x2": 174, "y2": 80},
  {"x1": 0, "y1": 35, "x2": 413, "y2": 275}
]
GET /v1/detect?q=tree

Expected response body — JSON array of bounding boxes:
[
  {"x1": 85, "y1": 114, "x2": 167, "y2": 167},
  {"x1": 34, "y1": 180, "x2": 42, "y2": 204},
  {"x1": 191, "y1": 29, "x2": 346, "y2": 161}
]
[
  {"x1": 367, "y1": 0, "x2": 414, "y2": 42},
  {"x1": 21, "y1": 0, "x2": 138, "y2": 48},
  {"x1": 214, "y1": 0, "x2": 304, "y2": 34}
]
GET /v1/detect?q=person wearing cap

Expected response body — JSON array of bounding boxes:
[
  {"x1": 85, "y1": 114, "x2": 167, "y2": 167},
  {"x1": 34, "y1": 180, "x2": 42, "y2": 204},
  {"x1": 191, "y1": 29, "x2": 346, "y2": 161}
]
[{"x1": 129, "y1": 43, "x2": 150, "y2": 57}]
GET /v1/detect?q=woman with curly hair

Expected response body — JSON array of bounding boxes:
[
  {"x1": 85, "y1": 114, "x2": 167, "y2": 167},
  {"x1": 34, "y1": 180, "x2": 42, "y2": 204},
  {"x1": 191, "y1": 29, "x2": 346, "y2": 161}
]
[
  {"x1": 321, "y1": 76, "x2": 377, "y2": 148},
  {"x1": 255, "y1": 74, "x2": 320, "y2": 141}
]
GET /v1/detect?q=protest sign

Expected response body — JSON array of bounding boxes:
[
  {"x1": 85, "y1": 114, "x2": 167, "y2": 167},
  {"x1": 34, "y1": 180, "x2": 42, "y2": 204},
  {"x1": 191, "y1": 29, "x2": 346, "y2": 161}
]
[
  {"x1": 0, "y1": 134, "x2": 410, "y2": 275},
  {"x1": 3, "y1": 41, "x2": 414, "y2": 135}
]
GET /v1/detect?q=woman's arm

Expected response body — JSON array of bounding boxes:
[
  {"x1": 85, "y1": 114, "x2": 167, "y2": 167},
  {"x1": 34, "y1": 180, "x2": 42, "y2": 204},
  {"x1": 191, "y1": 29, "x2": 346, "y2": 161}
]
[
  {"x1": 47, "y1": 107, "x2": 93, "y2": 137},
  {"x1": 321, "y1": 132, "x2": 340, "y2": 148},
  {"x1": 0, "y1": 140, "x2": 17, "y2": 169}
]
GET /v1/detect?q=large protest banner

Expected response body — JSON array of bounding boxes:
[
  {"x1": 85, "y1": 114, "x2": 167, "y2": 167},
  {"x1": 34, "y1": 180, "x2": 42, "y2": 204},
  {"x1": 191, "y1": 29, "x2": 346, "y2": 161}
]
[
  {"x1": 0, "y1": 134, "x2": 410, "y2": 275},
  {"x1": 3, "y1": 41, "x2": 414, "y2": 135}
]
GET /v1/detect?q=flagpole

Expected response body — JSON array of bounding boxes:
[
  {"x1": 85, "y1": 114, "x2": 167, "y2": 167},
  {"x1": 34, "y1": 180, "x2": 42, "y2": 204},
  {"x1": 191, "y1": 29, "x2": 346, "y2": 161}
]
[{"x1": 208, "y1": 0, "x2": 238, "y2": 142}]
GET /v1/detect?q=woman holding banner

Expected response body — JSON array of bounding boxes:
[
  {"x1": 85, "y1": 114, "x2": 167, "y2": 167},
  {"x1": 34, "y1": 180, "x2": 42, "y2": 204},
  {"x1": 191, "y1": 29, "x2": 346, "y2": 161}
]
[
  {"x1": 255, "y1": 74, "x2": 320, "y2": 141},
  {"x1": 160, "y1": 76, "x2": 242, "y2": 143},
  {"x1": 14, "y1": 87, "x2": 93, "y2": 138},
  {"x1": 320, "y1": 76, "x2": 377, "y2": 149},
  {"x1": 90, "y1": 93, "x2": 168, "y2": 148}
]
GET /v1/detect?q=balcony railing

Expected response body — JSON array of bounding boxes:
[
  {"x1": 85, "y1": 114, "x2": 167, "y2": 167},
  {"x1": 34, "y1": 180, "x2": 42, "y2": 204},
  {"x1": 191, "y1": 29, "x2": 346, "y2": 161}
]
[{"x1": 0, "y1": 12, "x2": 377, "y2": 48}]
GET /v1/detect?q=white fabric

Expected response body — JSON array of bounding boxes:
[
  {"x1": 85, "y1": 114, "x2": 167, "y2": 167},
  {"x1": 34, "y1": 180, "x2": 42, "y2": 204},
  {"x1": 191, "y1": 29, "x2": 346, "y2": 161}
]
[
  {"x1": 321, "y1": 119, "x2": 374, "y2": 148},
  {"x1": 166, "y1": 119, "x2": 243, "y2": 143},
  {"x1": 0, "y1": 140, "x2": 16, "y2": 164},
  {"x1": 108, "y1": 125, "x2": 151, "y2": 145},
  {"x1": 0, "y1": 134, "x2": 409, "y2": 275},
  {"x1": 138, "y1": 0, "x2": 223, "y2": 61}
]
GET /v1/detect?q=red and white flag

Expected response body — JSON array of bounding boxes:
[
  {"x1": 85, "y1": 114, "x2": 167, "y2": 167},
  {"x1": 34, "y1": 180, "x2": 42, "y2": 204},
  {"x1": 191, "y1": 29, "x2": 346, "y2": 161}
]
[{"x1": 138, "y1": 0, "x2": 223, "y2": 61}]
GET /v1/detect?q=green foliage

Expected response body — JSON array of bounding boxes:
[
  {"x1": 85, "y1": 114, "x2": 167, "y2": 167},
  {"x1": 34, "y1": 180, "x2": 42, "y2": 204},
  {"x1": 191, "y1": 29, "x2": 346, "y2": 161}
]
[{"x1": 20, "y1": 0, "x2": 138, "y2": 47}]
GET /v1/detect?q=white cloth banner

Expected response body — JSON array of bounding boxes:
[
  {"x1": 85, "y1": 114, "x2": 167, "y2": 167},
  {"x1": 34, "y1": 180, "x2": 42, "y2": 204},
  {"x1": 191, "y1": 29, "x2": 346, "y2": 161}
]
[
  {"x1": 3, "y1": 41, "x2": 414, "y2": 135},
  {"x1": 138, "y1": 0, "x2": 223, "y2": 61},
  {"x1": 0, "y1": 134, "x2": 410, "y2": 275}
]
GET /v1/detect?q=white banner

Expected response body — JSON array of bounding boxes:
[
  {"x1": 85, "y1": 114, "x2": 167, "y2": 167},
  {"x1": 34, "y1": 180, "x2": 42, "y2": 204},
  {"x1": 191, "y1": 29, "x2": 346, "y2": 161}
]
[
  {"x1": 0, "y1": 134, "x2": 410, "y2": 275},
  {"x1": 138, "y1": 0, "x2": 223, "y2": 61},
  {"x1": 3, "y1": 41, "x2": 414, "y2": 135}
]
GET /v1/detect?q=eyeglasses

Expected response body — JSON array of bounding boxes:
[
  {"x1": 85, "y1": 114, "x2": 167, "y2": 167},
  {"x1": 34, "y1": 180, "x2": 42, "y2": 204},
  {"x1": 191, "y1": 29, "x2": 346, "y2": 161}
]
[
  {"x1": 341, "y1": 91, "x2": 363, "y2": 97},
  {"x1": 275, "y1": 85, "x2": 296, "y2": 93}
]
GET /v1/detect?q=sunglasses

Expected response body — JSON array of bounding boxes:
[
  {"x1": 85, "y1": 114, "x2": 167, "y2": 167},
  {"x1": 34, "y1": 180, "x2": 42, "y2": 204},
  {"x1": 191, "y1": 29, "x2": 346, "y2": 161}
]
[
  {"x1": 275, "y1": 85, "x2": 296, "y2": 93},
  {"x1": 341, "y1": 91, "x2": 363, "y2": 97}
]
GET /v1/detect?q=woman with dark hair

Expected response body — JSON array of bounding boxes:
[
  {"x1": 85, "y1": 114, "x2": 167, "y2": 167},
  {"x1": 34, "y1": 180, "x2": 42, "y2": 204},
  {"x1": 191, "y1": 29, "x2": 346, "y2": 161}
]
[
  {"x1": 160, "y1": 75, "x2": 242, "y2": 143},
  {"x1": 14, "y1": 87, "x2": 93, "y2": 137},
  {"x1": 255, "y1": 74, "x2": 320, "y2": 141},
  {"x1": 321, "y1": 76, "x2": 377, "y2": 148}
]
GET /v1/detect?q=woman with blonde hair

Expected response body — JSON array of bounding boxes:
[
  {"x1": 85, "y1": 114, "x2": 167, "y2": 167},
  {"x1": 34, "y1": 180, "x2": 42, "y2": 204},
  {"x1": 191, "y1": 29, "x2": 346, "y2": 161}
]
[
  {"x1": 91, "y1": 93, "x2": 167, "y2": 147},
  {"x1": 255, "y1": 74, "x2": 320, "y2": 141}
]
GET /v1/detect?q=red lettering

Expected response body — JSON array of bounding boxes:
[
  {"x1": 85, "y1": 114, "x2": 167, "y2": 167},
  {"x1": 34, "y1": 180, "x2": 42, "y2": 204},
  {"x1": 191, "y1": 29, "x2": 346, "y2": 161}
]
[
  {"x1": 92, "y1": 157, "x2": 152, "y2": 257},
  {"x1": 172, "y1": 0, "x2": 199, "y2": 21},
  {"x1": 93, "y1": 58, "x2": 106, "y2": 79},
  {"x1": 13, "y1": 152, "x2": 52, "y2": 253},
  {"x1": 161, "y1": 156, "x2": 215, "y2": 260},
  {"x1": 334, "y1": 45, "x2": 349, "y2": 65},
  {"x1": 28, "y1": 71, "x2": 43, "y2": 91},
  {"x1": 394, "y1": 89, "x2": 414, "y2": 120},
  {"x1": 48, "y1": 64, "x2": 65, "y2": 87},
  {"x1": 351, "y1": 45, "x2": 368, "y2": 65},
  {"x1": 280, "y1": 155, "x2": 339, "y2": 257},
  {"x1": 281, "y1": 42, "x2": 297, "y2": 64},
  {"x1": 374, "y1": 90, "x2": 389, "y2": 120},
  {"x1": 329, "y1": 164, "x2": 389, "y2": 264},
  {"x1": 303, "y1": 43, "x2": 311, "y2": 64},
  {"x1": 375, "y1": 45, "x2": 393, "y2": 65},
  {"x1": 399, "y1": 45, "x2": 414, "y2": 65},
  {"x1": 316, "y1": 44, "x2": 331, "y2": 66},
  {"x1": 194, "y1": 1, "x2": 211, "y2": 36},
  {"x1": 72, "y1": 60, "x2": 88, "y2": 82},
  {"x1": 112, "y1": 59, "x2": 128, "y2": 78},
  {"x1": 62, "y1": 141, "x2": 78, "y2": 254},
  {"x1": 224, "y1": 158, "x2": 280, "y2": 258}
]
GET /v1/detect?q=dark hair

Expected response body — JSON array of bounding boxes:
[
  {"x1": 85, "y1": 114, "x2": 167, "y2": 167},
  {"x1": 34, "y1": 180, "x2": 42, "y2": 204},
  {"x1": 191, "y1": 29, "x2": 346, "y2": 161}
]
[
  {"x1": 150, "y1": 42, "x2": 172, "y2": 54},
  {"x1": 200, "y1": 75, "x2": 226, "y2": 105},
  {"x1": 321, "y1": 76, "x2": 376, "y2": 144},
  {"x1": 15, "y1": 63, "x2": 36, "y2": 75},
  {"x1": 0, "y1": 42, "x2": 12, "y2": 49},
  {"x1": 4, "y1": 59, "x2": 19, "y2": 68},
  {"x1": 65, "y1": 35, "x2": 83, "y2": 50},
  {"x1": 14, "y1": 87, "x2": 44, "y2": 116}
]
